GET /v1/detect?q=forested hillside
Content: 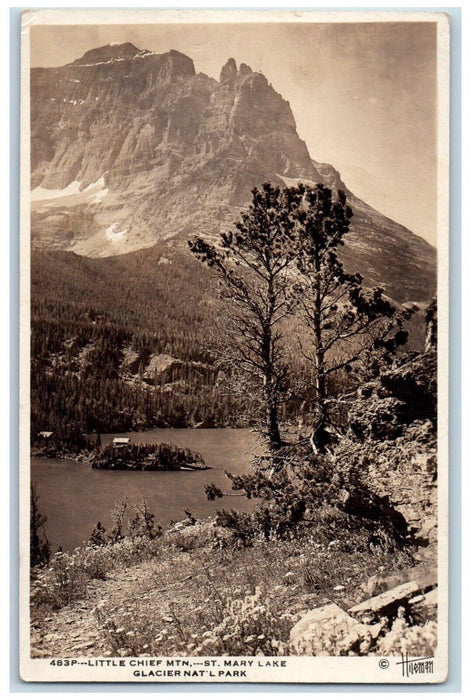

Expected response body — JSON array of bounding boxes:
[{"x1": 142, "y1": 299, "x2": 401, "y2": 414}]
[
  {"x1": 31, "y1": 239, "x2": 427, "y2": 443},
  {"x1": 31, "y1": 244, "x2": 246, "y2": 438}
]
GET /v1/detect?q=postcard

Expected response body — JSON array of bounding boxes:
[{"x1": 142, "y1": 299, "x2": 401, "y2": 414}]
[{"x1": 19, "y1": 8, "x2": 449, "y2": 683}]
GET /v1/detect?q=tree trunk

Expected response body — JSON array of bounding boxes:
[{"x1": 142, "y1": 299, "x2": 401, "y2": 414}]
[
  {"x1": 263, "y1": 273, "x2": 282, "y2": 452},
  {"x1": 311, "y1": 269, "x2": 328, "y2": 453},
  {"x1": 266, "y1": 392, "x2": 282, "y2": 451}
]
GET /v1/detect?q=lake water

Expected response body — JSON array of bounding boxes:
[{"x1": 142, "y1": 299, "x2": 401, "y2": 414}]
[{"x1": 31, "y1": 428, "x2": 261, "y2": 551}]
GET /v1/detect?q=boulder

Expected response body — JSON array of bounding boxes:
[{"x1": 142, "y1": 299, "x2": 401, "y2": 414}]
[
  {"x1": 348, "y1": 581, "x2": 421, "y2": 622},
  {"x1": 362, "y1": 561, "x2": 437, "y2": 599},
  {"x1": 289, "y1": 603, "x2": 381, "y2": 655}
]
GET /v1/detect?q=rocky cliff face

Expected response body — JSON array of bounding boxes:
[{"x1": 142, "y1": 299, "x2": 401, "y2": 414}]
[{"x1": 31, "y1": 44, "x2": 436, "y2": 302}]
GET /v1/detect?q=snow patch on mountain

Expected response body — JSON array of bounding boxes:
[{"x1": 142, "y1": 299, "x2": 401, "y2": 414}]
[
  {"x1": 31, "y1": 176, "x2": 109, "y2": 208},
  {"x1": 32, "y1": 180, "x2": 82, "y2": 202},
  {"x1": 105, "y1": 223, "x2": 127, "y2": 242}
]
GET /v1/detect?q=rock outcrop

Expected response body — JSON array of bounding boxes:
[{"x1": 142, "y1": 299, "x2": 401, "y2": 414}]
[
  {"x1": 345, "y1": 346, "x2": 438, "y2": 545},
  {"x1": 290, "y1": 575, "x2": 438, "y2": 656},
  {"x1": 31, "y1": 45, "x2": 436, "y2": 302},
  {"x1": 348, "y1": 581, "x2": 421, "y2": 621}
]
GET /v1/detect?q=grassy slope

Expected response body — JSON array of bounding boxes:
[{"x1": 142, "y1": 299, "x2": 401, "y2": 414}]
[{"x1": 31, "y1": 522, "x2": 418, "y2": 658}]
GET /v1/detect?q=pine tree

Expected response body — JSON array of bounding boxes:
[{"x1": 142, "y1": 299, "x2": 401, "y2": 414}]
[
  {"x1": 189, "y1": 183, "x2": 302, "y2": 450},
  {"x1": 293, "y1": 184, "x2": 414, "y2": 452}
]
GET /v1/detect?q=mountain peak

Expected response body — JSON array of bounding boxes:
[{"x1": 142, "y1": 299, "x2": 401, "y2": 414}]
[
  {"x1": 72, "y1": 42, "x2": 148, "y2": 65},
  {"x1": 238, "y1": 62, "x2": 252, "y2": 76},
  {"x1": 219, "y1": 58, "x2": 237, "y2": 83},
  {"x1": 30, "y1": 45, "x2": 436, "y2": 302},
  {"x1": 219, "y1": 58, "x2": 255, "y2": 85}
]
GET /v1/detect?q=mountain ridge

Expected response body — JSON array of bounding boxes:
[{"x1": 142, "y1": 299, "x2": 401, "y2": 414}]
[{"x1": 70, "y1": 42, "x2": 151, "y2": 65}]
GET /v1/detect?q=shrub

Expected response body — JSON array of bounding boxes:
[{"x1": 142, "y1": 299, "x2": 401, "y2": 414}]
[
  {"x1": 166, "y1": 520, "x2": 233, "y2": 552},
  {"x1": 209, "y1": 438, "x2": 412, "y2": 551},
  {"x1": 376, "y1": 616, "x2": 437, "y2": 657},
  {"x1": 30, "y1": 485, "x2": 51, "y2": 568},
  {"x1": 290, "y1": 619, "x2": 378, "y2": 656},
  {"x1": 128, "y1": 498, "x2": 162, "y2": 540},
  {"x1": 31, "y1": 536, "x2": 163, "y2": 614},
  {"x1": 31, "y1": 550, "x2": 88, "y2": 611}
]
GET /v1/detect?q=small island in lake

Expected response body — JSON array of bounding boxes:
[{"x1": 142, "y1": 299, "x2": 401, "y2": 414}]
[{"x1": 90, "y1": 441, "x2": 208, "y2": 472}]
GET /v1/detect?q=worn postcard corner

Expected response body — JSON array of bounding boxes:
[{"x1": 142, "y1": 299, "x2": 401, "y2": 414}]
[{"x1": 19, "y1": 8, "x2": 449, "y2": 684}]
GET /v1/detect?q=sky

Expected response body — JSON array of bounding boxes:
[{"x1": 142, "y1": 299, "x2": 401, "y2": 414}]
[{"x1": 30, "y1": 20, "x2": 438, "y2": 246}]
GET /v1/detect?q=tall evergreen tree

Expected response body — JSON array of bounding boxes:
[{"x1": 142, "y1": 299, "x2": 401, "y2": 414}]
[
  {"x1": 189, "y1": 183, "x2": 302, "y2": 450},
  {"x1": 293, "y1": 184, "x2": 414, "y2": 452}
]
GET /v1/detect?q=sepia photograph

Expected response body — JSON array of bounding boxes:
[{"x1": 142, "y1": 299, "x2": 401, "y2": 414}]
[{"x1": 19, "y1": 9, "x2": 449, "y2": 683}]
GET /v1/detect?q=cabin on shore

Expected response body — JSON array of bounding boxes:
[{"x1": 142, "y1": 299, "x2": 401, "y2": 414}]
[
  {"x1": 38, "y1": 431, "x2": 53, "y2": 440},
  {"x1": 112, "y1": 437, "x2": 131, "y2": 448}
]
